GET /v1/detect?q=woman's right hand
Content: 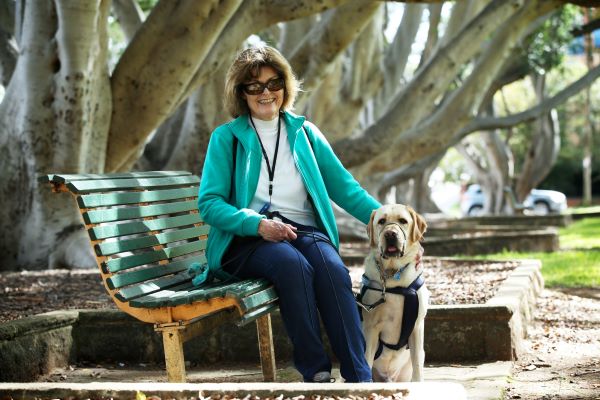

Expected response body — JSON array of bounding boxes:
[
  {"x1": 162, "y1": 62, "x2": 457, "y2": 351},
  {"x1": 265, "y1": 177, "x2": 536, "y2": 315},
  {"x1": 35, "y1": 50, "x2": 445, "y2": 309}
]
[{"x1": 258, "y1": 219, "x2": 297, "y2": 242}]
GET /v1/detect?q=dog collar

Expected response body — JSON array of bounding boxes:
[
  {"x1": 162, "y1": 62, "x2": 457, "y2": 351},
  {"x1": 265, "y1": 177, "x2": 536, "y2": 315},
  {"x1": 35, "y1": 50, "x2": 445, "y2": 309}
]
[
  {"x1": 355, "y1": 271, "x2": 423, "y2": 315},
  {"x1": 375, "y1": 258, "x2": 412, "y2": 281}
]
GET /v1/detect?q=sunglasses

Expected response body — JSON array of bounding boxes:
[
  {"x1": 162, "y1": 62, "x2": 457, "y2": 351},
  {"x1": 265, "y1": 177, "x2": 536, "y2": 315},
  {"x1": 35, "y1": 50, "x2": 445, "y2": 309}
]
[{"x1": 241, "y1": 77, "x2": 285, "y2": 95}]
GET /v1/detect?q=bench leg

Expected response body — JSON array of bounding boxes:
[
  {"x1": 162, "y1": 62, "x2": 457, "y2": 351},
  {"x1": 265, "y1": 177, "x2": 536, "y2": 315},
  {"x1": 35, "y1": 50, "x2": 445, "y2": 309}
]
[
  {"x1": 256, "y1": 314, "x2": 276, "y2": 382},
  {"x1": 162, "y1": 328, "x2": 186, "y2": 383}
]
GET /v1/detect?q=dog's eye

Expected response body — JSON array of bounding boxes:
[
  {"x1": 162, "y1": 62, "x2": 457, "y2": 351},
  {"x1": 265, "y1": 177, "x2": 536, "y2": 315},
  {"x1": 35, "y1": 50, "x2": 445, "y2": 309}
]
[
  {"x1": 377, "y1": 218, "x2": 386, "y2": 225},
  {"x1": 399, "y1": 218, "x2": 407, "y2": 224}
]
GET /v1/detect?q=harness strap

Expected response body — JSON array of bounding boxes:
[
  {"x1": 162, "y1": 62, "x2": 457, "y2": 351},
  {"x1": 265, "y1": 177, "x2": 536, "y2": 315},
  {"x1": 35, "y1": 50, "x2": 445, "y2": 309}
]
[
  {"x1": 378, "y1": 274, "x2": 424, "y2": 355},
  {"x1": 359, "y1": 274, "x2": 424, "y2": 360}
]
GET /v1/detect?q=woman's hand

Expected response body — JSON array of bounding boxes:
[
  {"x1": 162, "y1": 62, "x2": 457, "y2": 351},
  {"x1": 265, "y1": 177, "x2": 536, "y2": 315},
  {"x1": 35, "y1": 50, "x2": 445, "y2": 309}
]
[
  {"x1": 415, "y1": 245, "x2": 424, "y2": 271},
  {"x1": 258, "y1": 219, "x2": 297, "y2": 242}
]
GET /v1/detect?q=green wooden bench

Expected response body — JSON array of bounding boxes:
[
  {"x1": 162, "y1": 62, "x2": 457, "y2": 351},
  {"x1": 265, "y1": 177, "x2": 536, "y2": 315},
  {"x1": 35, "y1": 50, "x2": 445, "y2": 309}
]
[{"x1": 39, "y1": 171, "x2": 279, "y2": 383}]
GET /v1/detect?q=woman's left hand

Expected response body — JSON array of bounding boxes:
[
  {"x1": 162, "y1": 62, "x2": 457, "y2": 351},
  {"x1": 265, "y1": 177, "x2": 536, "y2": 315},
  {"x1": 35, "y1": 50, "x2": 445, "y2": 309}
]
[{"x1": 258, "y1": 219, "x2": 298, "y2": 242}]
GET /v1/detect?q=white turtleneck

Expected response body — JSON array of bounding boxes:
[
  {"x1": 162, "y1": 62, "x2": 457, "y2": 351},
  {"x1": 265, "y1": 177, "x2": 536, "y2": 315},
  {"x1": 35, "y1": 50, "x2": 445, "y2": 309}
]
[{"x1": 248, "y1": 115, "x2": 317, "y2": 227}]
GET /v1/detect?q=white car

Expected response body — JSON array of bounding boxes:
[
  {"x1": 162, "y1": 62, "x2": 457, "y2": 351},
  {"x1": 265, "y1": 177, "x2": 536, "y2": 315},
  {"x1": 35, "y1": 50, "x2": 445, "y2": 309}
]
[{"x1": 461, "y1": 184, "x2": 567, "y2": 216}]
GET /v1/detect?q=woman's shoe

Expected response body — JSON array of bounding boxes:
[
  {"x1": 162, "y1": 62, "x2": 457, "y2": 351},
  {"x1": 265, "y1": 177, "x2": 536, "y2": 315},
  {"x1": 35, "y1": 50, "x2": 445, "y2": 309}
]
[{"x1": 312, "y1": 371, "x2": 335, "y2": 383}]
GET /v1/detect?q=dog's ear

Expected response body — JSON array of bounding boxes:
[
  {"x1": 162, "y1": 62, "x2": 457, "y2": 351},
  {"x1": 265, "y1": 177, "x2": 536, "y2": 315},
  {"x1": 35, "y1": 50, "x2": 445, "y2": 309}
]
[
  {"x1": 366, "y1": 210, "x2": 377, "y2": 248},
  {"x1": 408, "y1": 206, "x2": 427, "y2": 243}
]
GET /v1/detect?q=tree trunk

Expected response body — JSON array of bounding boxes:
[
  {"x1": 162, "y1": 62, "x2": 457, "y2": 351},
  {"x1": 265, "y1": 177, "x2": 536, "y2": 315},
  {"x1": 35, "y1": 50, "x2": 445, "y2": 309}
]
[
  {"x1": 0, "y1": 0, "x2": 111, "y2": 270},
  {"x1": 582, "y1": 7, "x2": 594, "y2": 205},
  {"x1": 164, "y1": 64, "x2": 230, "y2": 174},
  {"x1": 106, "y1": 0, "x2": 243, "y2": 172},
  {"x1": 112, "y1": 0, "x2": 144, "y2": 43},
  {"x1": 515, "y1": 73, "x2": 561, "y2": 200}
]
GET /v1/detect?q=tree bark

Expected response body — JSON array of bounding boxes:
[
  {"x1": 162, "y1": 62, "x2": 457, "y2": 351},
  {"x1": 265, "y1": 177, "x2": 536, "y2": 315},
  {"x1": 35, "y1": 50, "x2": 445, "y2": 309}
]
[
  {"x1": 290, "y1": 0, "x2": 381, "y2": 111},
  {"x1": 0, "y1": 0, "x2": 111, "y2": 270},
  {"x1": 303, "y1": 4, "x2": 384, "y2": 134},
  {"x1": 112, "y1": 0, "x2": 144, "y2": 43},
  {"x1": 582, "y1": 7, "x2": 594, "y2": 206},
  {"x1": 515, "y1": 73, "x2": 561, "y2": 200},
  {"x1": 106, "y1": 0, "x2": 243, "y2": 172}
]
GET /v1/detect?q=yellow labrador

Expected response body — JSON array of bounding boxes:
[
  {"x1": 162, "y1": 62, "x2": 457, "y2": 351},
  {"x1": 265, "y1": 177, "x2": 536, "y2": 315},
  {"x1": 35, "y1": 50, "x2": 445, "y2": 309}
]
[{"x1": 358, "y1": 204, "x2": 428, "y2": 382}]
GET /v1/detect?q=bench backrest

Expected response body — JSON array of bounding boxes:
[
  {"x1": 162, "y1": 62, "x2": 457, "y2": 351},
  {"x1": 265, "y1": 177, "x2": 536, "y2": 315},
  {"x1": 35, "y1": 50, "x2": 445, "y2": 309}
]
[{"x1": 40, "y1": 171, "x2": 207, "y2": 317}]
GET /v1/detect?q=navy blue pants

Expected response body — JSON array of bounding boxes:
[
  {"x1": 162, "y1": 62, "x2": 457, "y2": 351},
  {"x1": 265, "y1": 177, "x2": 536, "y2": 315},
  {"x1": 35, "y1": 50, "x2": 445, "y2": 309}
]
[{"x1": 222, "y1": 219, "x2": 371, "y2": 383}]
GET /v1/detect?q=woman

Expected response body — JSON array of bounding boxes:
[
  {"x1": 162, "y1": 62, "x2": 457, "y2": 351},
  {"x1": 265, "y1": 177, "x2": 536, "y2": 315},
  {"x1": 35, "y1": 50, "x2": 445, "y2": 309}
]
[{"x1": 197, "y1": 46, "x2": 381, "y2": 383}]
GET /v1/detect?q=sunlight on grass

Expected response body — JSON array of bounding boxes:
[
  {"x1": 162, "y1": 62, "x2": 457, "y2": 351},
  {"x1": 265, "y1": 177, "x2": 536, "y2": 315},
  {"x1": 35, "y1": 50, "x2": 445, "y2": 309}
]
[
  {"x1": 559, "y1": 218, "x2": 600, "y2": 249},
  {"x1": 467, "y1": 218, "x2": 600, "y2": 288},
  {"x1": 476, "y1": 250, "x2": 600, "y2": 287},
  {"x1": 566, "y1": 205, "x2": 600, "y2": 215}
]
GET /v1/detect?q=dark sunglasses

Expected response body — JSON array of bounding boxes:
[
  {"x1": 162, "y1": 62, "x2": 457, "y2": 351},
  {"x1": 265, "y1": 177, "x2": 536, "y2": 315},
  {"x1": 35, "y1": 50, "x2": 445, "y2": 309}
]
[{"x1": 241, "y1": 77, "x2": 285, "y2": 95}]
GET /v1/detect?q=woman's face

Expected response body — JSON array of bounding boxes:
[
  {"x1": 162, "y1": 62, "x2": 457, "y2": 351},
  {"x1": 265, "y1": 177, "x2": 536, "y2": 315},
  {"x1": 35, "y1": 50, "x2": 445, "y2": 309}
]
[{"x1": 241, "y1": 66, "x2": 284, "y2": 121}]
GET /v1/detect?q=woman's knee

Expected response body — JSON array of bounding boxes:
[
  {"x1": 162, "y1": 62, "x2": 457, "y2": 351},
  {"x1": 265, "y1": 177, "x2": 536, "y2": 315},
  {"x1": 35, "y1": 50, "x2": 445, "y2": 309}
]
[
  {"x1": 266, "y1": 243, "x2": 314, "y2": 288},
  {"x1": 316, "y1": 256, "x2": 352, "y2": 288}
]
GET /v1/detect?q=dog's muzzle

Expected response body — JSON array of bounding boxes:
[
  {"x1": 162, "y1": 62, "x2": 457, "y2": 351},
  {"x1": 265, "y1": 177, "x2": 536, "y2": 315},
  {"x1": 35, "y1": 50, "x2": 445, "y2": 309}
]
[{"x1": 381, "y1": 225, "x2": 407, "y2": 259}]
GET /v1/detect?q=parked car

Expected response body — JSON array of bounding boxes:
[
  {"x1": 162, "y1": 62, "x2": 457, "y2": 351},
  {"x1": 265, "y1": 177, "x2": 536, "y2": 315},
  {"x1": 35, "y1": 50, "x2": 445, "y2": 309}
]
[{"x1": 461, "y1": 184, "x2": 567, "y2": 216}]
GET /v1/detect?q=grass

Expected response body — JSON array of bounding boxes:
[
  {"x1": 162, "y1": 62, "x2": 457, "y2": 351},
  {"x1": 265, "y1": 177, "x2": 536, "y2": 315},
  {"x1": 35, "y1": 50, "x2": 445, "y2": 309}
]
[
  {"x1": 467, "y1": 217, "x2": 600, "y2": 288},
  {"x1": 559, "y1": 217, "x2": 600, "y2": 249},
  {"x1": 566, "y1": 205, "x2": 600, "y2": 215}
]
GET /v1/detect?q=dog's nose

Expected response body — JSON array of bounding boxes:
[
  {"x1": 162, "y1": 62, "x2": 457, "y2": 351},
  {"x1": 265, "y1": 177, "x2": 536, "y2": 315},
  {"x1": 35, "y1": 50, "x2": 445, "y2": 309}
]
[{"x1": 384, "y1": 231, "x2": 397, "y2": 240}]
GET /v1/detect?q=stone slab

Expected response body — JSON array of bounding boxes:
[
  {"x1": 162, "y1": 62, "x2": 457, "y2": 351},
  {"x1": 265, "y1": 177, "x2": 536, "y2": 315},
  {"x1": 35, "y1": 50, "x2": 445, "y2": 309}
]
[{"x1": 0, "y1": 381, "x2": 467, "y2": 400}]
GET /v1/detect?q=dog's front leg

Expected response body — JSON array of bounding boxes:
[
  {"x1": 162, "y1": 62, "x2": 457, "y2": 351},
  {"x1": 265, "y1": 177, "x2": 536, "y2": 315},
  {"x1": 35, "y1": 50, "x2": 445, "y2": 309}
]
[
  {"x1": 408, "y1": 318, "x2": 425, "y2": 381},
  {"x1": 363, "y1": 325, "x2": 380, "y2": 368},
  {"x1": 409, "y1": 288, "x2": 429, "y2": 382}
]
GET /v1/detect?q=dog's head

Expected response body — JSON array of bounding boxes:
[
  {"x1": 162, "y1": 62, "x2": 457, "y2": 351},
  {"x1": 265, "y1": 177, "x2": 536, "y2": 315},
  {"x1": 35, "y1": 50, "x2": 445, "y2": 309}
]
[{"x1": 366, "y1": 204, "x2": 427, "y2": 259}]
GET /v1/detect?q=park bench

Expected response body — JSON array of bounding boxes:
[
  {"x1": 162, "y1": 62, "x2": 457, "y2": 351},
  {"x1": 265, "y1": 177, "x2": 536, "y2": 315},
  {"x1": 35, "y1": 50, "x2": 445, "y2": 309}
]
[{"x1": 39, "y1": 171, "x2": 278, "y2": 383}]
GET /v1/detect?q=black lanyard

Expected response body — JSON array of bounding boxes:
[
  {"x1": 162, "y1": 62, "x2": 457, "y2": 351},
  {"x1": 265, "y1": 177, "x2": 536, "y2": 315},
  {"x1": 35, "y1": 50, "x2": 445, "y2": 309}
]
[{"x1": 250, "y1": 115, "x2": 281, "y2": 201}]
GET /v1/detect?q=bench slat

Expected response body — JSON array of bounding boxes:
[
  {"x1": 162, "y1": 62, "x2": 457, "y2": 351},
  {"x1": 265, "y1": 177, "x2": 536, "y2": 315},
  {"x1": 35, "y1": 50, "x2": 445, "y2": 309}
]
[
  {"x1": 88, "y1": 214, "x2": 203, "y2": 240},
  {"x1": 40, "y1": 171, "x2": 192, "y2": 184},
  {"x1": 83, "y1": 200, "x2": 198, "y2": 224},
  {"x1": 236, "y1": 303, "x2": 279, "y2": 327},
  {"x1": 96, "y1": 225, "x2": 209, "y2": 256},
  {"x1": 78, "y1": 187, "x2": 198, "y2": 208},
  {"x1": 129, "y1": 278, "x2": 273, "y2": 308},
  {"x1": 114, "y1": 268, "x2": 200, "y2": 302},
  {"x1": 225, "y1": 279, "x2": 274, "y2": 298},
  {"x1": 128, "y1": 281, "x2": 199, "y2": 308},
  {"x1": 238, "y1": 287, "x2": 278, "y2": 312},
  {"x1": 67, "y1": 175, "x2": 200, "y2": 194},
  {"x1": 107, "y1": 254, "x2": 205, "y2": 290},
  {"x1": 103, "y1": 240, "x2": 206, "y2": 273},
  {"x1": 146, "y1": 283, "x2": 231, "y2": 307}
]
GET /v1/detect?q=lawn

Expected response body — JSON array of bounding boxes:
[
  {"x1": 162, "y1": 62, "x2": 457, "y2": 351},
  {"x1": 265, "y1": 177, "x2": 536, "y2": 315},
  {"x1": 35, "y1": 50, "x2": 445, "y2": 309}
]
[{"x1": 469, "y1": 217, "x2": 600, "y2": 288}]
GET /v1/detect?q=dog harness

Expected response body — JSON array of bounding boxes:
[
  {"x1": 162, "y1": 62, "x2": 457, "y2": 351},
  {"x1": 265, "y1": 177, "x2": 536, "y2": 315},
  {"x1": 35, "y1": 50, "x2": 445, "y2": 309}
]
[{"x1": 356, "y1": 272, "x2": 424, "y2": 360}]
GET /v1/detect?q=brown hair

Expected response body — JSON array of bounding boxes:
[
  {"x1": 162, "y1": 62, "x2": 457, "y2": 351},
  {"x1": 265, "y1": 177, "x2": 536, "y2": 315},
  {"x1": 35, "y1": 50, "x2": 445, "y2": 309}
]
[{"x1": 224, "y1": 46, "x2": 301, "y2": 118}]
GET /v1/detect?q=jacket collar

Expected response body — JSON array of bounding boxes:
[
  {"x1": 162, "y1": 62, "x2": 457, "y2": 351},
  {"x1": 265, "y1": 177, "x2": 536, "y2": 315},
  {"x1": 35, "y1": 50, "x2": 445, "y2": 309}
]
[{"x1": 228, "y1": 110, "x2": 306, "y2": 151}]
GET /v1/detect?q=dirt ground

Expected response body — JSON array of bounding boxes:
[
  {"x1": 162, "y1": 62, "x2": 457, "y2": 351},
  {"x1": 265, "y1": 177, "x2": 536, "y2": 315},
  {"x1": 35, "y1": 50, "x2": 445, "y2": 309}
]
[
  {"x1": 503, "y1": 287, "x2": 600, "y2": 400},
  {"x1": 1, "y1": 267, "x2": 599, "y2": 399}
]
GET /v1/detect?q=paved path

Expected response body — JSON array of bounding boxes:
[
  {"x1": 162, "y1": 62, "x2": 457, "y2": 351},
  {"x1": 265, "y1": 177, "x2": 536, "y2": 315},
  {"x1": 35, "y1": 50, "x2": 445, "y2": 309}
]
[{"x1": 16, "y1": 361, "x2": 513, "y2": 399}]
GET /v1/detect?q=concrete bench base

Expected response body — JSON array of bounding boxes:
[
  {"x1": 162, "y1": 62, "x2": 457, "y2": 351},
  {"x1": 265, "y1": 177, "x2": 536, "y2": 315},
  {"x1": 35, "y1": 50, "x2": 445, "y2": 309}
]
[{"x1": 0, "y1": 260, "x2": 542, "y2": 384}]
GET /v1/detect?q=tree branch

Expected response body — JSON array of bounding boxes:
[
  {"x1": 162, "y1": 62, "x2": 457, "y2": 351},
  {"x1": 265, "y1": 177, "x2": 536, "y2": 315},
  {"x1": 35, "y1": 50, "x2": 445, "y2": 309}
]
[
  {"x1": 106, "y1": 0, "x2": 242, "y2": 172},
  {"x1": 289, "y1": 0, "x2": 381, "y2": 108},
  {"x1": 333, "y1": 0, "x2": 528, "y2": 169},
  {"x1": 571, "y1": 18, "x2": 600, "y2": 38},
  {"x1": 465, "y1": 63, "x2": 600, "y2": 132},
  {"x1": 112, "y1": 0, "x2": 144, "y2": 43}
]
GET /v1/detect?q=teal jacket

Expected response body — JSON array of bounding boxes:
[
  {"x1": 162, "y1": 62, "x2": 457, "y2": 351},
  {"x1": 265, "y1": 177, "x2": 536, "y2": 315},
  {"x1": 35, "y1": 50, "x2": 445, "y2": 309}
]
[{"x1": 197, "y1": 111, "x2": 381, "y2": 282}]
